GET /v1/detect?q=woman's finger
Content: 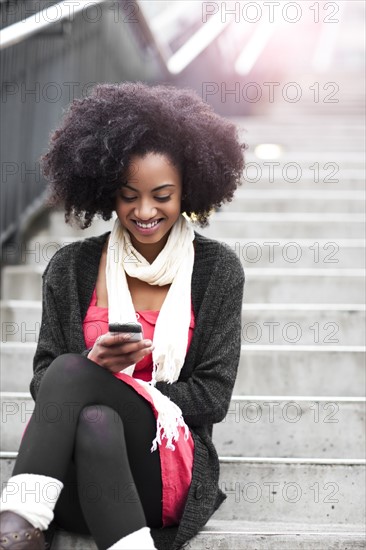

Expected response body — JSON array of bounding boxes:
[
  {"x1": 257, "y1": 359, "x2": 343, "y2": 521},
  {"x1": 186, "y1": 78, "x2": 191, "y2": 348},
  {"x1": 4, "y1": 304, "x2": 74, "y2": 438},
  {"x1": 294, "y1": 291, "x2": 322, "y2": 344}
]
[
  {"x1": 89, "y1": 337, "x2": 154, "y2": 372},
  {"x1": 109, "y1": 342, "x2": 155, "y2": 372},
  {"x1": 96, "y1": 332, "x2": 132, "y2": 347},
  {"x1": 97, "y1": 338, "x2": 153, "y2": 358}
]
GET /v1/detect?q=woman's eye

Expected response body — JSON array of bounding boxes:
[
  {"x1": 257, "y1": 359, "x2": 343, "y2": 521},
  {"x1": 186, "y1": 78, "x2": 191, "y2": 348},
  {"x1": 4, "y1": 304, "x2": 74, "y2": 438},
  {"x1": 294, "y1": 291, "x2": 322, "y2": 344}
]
[
  {"x1": 120, "y1": 196, "x2": 136, "y2": 202},
  {"x1": 155, "y1": 196, "x2": 171, "y2": 202},
  {"x1": 120, "y1": 195, "x2": 171, "y2": 202}
]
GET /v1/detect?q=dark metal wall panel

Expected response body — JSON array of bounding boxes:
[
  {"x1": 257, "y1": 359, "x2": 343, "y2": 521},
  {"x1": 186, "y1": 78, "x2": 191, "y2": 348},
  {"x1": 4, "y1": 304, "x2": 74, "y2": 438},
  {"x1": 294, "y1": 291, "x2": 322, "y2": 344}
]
[{"x1": 1, "y1": 0, "x2": 164, "y2": 258}]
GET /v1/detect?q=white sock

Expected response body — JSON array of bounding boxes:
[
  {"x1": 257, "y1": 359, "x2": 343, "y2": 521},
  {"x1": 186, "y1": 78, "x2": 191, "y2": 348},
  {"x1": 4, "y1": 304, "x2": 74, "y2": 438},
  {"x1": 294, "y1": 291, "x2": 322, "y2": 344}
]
[
  {"x1": 107, "y1": 527, "x2": 157, "y2": 550},
  {"x1": 0, "y1": 473, "x2": 64, "y2": 531}
]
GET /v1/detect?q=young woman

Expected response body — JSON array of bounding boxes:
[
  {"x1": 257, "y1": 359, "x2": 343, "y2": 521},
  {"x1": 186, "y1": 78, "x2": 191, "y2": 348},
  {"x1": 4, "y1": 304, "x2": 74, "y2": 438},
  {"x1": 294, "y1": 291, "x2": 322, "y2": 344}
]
[{"x1": 0, "y1": 82, "x2": 246, "y2": 550}]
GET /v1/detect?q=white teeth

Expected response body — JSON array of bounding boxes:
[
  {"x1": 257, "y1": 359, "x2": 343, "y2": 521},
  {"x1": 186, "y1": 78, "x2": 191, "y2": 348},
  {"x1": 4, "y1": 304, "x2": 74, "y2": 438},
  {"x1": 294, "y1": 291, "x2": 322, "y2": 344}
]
[{"x1": 135, "y1": 220, "x2": 160, "y2": 229}]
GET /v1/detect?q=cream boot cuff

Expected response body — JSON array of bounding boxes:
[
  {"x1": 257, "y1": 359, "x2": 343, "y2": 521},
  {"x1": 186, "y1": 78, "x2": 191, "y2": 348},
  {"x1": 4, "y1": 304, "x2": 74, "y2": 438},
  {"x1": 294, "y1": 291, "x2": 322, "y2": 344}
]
[
  {"x1": 107, "y1": 527, "x2": 157, "y2": 549},
  {"x1": 0, "y1": 473, "x2": 64, "y2": 531}
]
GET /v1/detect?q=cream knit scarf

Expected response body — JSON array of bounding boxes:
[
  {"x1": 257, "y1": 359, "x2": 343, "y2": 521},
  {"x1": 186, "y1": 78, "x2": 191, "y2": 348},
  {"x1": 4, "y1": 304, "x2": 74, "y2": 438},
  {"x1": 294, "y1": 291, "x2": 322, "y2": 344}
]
[{"x1": 106, "y1": 214, "x2": 195, "y2": 451}]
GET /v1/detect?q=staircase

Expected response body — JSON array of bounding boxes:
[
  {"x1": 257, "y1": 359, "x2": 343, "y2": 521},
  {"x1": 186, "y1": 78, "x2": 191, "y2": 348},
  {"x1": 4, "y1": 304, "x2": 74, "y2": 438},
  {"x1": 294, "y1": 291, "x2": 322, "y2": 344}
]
[{"x1": 1, "y1": 107, "x2": 365, "y2": 548}]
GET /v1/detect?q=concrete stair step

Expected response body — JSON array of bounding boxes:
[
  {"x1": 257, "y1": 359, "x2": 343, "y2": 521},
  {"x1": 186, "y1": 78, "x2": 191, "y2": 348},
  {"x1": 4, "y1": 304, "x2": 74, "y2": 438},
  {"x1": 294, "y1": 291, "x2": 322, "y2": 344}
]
[
  {"x1": 239, "y1": 115, "x2": 364, "y2": 129},
  {"x1": 242, "y1": 171, "x2": 365, "y2": 190},
  {"x1": 245, "y1": 142, "x2": 364, "y2": 153},
  {"x1": 4, "y1": 237, "x2": 80, "y2": 266},
  {"x1": 236, "y1": 346, "x2": 365, "y2": 397},
  {"x1": 1, "y1": 266, "x2": 43, "y2": 301},
  {"x1": 244, "y1": 151, "x2": 364, "y2": 166},
  {"x1": 213, "y1": 396, "x2": 366, "y2": 458},
  {"x1": 14, "y1": 237, "x2": 366, "y2": 269},
  {"x1": 241, "y1": 304, "x2": 366, "y2": 346},
  {"x1": 244, "y1": 131, "x2": 364, "y2": 143},
  {"x1": 1, "y1": 454, "x2": 365, "y2": 525},
  {"x1": 0, "y1": 343, "x2": 36, "y2": 391},
  {"x1": 220, "y1": 190, "x2": 366, "y2": 213},
  {"x1": 39, "y1": 210, "x2": 114, "y2": 239},
  {"x1": 264, "y1": 96, "x2": 365, "y2": 112},
  {"x1": 3, "y1": 267, "x2": 365, "y2": 302},
  {"x1": 268, "y1": 106, "x2": 365, "y2": 118},
  {"x1": 1, "y1": 393, "x2": 364, "y2": 458},
  {"x1": 1, "y1": 342, "x2": 365, "y2": 397},
  {"x1": 197, "y1": 212, "x2": 365, "y2": 238},
  {"x1": 50, "y1": 520, "x2": 366, "y2": 550},
  {"x1": 243, "y1": 269, "x2": 365, "y2": 304},
  {"x1": 2, "y1": 301, "x2": 364, "y2": 345},
  {"x1": 241, "y1": 118, "x2": 364, "y2": 130},
  {"x1": 221, "y1": 238, "x2": 366, "y2": 270},
  {"x1": 1, "y1": 301, "x2": 41, "y2": 342},
  {"x1": 215, "y1": 458, "x2": 366, "y2": 524},
  {"x1": 242, "y1": 132, "x2": 364, "y2": 145}
]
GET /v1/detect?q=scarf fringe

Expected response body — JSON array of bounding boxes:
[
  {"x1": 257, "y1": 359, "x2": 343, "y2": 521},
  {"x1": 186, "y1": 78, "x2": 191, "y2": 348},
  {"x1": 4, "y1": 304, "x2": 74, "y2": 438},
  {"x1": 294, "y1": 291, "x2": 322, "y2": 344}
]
[
  {"x1": 134, "y1": 379, "x2": 190, "y2": 452},
  {"x1": 151, "y1": 345, "x2": 183, "y2": 385}
]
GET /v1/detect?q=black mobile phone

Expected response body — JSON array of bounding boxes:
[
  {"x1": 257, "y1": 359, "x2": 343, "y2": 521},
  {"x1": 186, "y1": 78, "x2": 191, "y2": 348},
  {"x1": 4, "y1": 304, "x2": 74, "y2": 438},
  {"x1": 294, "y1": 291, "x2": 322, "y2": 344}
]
[{"x1": 108, "y1": 322, "x2": 143, "y2": 342}]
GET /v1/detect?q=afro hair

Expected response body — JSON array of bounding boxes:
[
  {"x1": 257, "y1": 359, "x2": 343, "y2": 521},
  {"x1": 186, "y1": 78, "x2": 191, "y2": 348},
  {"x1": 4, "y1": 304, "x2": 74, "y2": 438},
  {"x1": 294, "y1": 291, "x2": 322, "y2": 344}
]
[{"x1": 41, "y1": 81, "x2": 247, "y2": 228}]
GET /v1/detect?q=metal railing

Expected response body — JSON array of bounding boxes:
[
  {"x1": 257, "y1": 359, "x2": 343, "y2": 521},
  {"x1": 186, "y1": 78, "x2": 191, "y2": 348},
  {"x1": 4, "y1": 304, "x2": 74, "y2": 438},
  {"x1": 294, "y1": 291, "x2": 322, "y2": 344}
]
[{"x1": 0, "y1": 0, "x2": 109, "y2": 49}]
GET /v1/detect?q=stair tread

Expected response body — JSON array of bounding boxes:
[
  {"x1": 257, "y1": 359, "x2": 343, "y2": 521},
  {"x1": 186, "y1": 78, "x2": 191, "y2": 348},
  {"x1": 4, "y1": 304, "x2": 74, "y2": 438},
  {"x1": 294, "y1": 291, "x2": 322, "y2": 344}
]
[
  {"x1": 202, "y1": 519, "x2": 366, "y2": 533},
  {"x1": 52, "y1": 518, "x2": 366, "y2": 534},
  {"x1": 50, "y1": 520, "x2": 366, "y2": 550},
  {"x1": 3, "y1": 452, "x2": 365, "y2": 464},
  {"x1": 2, "y1": 390, "x2": 365, "y2": 402}
]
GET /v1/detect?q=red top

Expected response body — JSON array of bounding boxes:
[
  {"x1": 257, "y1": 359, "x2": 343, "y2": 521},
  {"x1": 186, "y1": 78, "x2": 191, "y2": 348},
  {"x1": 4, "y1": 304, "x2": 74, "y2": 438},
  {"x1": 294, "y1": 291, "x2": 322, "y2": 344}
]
[
  {"x1": 82, "y1": 288, "x2": 196, "y2": 526},
  {"x1": 83, "y1": 288, "x2": 196, "y2": 380}
]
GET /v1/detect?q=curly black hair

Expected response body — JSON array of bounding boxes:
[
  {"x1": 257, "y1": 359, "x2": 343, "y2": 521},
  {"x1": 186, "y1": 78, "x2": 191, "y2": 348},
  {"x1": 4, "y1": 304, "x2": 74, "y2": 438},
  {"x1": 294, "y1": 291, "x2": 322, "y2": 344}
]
[{"x1": 41, "y1": 81, "x2": 247, "y2": 228}]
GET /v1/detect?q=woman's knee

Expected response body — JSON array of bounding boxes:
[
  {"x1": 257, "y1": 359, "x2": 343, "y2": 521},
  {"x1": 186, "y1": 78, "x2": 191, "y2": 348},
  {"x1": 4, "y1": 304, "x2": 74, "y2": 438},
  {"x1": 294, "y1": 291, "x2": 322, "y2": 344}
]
[
  {"x1": 75, "y1": 405, "x2": 125, "y2": 456},
  {"x1": 39, "y1": 353, "x2": 103, "y2": 391}
]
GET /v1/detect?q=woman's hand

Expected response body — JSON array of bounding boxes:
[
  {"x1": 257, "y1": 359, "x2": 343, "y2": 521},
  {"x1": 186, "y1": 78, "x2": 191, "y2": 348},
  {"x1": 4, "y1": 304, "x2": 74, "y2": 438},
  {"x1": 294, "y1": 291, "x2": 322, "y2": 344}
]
[{"x1": 87, "y1": 333, "x2": 154, "y2": 374}]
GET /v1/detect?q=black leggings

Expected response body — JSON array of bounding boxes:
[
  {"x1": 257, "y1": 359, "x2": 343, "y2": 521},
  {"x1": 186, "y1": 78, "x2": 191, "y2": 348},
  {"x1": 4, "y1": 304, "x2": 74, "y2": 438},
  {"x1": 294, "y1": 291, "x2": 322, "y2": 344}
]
[{"x1": 13, "y1": 353, "x2": 163, "y2": 550}]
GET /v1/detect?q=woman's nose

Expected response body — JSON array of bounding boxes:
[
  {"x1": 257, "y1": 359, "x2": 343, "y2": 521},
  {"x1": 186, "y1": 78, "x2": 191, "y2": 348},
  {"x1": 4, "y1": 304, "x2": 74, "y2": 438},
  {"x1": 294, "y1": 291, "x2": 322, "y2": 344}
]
[{"x1": 134, "y1": 200, "x2": 157, "y2": 220}]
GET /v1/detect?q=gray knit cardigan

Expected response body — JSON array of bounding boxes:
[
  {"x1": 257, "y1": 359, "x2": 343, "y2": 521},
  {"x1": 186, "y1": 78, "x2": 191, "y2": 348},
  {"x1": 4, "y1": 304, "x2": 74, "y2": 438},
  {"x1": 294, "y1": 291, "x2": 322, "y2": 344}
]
[{"x1": 30, "y1": 230, "x2": 245, "y2": 550}]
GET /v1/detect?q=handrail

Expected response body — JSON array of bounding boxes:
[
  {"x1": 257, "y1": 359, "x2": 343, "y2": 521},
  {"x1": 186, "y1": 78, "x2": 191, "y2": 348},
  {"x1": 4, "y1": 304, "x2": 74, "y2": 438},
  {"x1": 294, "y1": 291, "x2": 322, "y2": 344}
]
[
  {"x1": 0, "y1": 0, "x2": 110, "y2": 50},
  {"x1": 136, "y1": 0, "x2": 231, "y2": 75},
  {"x1": 1, "y1": 0, "x2": 232, "y2": 75},
  {"x1": 166, "y1": 11, "x2": 231, "y2": 75}
]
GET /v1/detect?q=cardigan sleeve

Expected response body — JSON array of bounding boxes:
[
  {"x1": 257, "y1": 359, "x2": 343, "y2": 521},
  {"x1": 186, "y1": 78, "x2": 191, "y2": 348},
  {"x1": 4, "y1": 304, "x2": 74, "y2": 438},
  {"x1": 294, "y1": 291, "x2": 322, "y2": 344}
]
[
  {"x1": 30, "y1": 267, "x2": 68, "y2": 401},
  {"x1": 155, "y1": 263, "x2": 244, "y2": 427}
]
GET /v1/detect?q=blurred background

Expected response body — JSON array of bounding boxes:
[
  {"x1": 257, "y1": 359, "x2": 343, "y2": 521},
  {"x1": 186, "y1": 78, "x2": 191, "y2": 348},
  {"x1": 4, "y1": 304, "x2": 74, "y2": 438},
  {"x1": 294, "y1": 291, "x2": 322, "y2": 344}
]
[
  {"x1": 1, "y1": 0, "x2": 364, "y2": 247},
  {"x1": 0, "y1": 1, "x2": 365, "y2": 548}
]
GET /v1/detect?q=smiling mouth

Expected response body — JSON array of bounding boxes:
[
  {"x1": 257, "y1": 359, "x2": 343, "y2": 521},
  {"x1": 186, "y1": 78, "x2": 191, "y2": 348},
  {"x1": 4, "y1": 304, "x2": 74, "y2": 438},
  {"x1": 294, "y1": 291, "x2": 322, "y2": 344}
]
[{"x1": 132, "y1": 219, "x2": 163, "y2": 229}]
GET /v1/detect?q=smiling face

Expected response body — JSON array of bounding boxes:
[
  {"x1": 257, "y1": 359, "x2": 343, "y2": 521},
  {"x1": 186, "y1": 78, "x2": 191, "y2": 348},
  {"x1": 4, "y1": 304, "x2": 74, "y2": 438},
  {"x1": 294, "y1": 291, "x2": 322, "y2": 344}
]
[{"x1": 115, "y1": 152, "x2": 183, "y2": 263}]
